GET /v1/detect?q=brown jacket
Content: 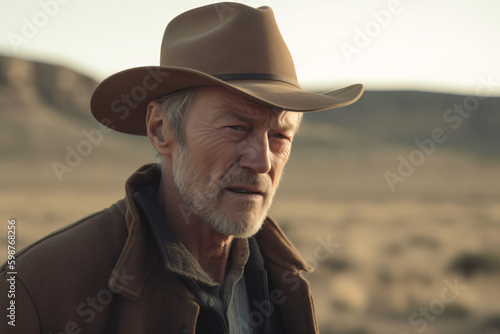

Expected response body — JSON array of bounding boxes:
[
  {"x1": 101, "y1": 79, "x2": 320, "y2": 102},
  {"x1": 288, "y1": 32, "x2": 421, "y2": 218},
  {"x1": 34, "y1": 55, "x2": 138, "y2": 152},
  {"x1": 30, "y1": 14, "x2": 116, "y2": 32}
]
[{"x1": 1, "y1": 164, "x2": 318, "y2": 333}]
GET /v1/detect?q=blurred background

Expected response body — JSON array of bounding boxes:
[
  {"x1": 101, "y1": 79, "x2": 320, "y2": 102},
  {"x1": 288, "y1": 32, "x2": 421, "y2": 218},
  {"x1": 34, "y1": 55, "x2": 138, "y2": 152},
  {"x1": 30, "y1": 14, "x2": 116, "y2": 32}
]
[{"x1": 1, "y1": 1, "x2": 500, "y2": 333}]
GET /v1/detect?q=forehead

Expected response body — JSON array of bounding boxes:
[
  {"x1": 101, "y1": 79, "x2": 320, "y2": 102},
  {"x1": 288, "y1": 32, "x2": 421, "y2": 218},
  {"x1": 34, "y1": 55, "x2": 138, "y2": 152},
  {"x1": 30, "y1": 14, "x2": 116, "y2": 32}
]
[{"x1": 190, "y1": 86, "x2": 301, "y2": 130}]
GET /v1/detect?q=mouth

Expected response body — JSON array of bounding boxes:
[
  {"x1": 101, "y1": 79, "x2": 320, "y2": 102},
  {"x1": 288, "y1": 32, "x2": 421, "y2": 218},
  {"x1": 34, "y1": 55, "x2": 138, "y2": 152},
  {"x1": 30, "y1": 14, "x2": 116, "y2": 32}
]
[{"x1": 226, "y1": 186, "x2": 265, "y2": 197}]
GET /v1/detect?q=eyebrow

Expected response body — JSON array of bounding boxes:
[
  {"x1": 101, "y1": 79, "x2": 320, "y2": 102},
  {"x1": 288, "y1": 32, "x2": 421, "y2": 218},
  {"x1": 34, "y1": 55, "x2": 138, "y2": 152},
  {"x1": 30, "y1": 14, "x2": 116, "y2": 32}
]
[{"x1": 213, "y1": 109, "x2": 299, "y2": 134}]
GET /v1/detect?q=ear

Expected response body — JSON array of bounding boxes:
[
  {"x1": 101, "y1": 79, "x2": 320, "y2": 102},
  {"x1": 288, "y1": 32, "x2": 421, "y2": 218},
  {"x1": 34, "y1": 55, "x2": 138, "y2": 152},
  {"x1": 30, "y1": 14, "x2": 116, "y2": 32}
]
[{"x1": 146, "y1": 101, "x2": 175, "y2": 156}]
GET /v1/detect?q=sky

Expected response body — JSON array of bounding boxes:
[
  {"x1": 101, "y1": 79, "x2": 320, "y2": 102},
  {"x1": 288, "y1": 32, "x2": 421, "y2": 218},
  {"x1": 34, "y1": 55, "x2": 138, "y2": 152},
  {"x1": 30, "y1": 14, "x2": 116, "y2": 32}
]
[{"x1": 1, "y1": 0, "x2": 499, "y2": 96}]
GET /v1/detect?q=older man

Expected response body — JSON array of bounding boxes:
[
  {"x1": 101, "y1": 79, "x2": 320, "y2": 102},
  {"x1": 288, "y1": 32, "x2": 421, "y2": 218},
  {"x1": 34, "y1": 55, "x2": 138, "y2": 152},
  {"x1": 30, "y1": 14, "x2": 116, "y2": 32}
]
[{"x1": 1, "y1": 2, "x2": 363, "y2": 334}]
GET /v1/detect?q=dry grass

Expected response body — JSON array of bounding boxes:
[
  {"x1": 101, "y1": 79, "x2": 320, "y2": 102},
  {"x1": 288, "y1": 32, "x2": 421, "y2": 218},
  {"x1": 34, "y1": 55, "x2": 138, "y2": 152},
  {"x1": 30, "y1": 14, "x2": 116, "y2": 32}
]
[{"x1": 1, "y1": 146, "x2": 500, "y2": 333}]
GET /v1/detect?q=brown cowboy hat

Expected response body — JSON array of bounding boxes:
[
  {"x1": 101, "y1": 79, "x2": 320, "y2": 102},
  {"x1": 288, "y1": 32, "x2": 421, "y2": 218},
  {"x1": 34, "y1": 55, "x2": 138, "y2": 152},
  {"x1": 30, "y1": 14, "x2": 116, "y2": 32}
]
[{"x1": 90, "y1": 2, "x2": 364, "y2": 135}]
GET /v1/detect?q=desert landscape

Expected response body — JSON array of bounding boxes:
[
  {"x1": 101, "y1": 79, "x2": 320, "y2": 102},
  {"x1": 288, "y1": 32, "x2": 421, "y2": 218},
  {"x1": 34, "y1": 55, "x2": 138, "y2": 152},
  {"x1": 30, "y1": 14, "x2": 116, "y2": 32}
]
[{"x1": 1, "y1": 55, "x2": 499, "y2": 333}]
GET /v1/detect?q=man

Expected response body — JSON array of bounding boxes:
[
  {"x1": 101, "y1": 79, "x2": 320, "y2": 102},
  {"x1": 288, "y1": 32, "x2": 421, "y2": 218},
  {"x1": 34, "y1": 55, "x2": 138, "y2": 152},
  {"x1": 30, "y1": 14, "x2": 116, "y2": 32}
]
[{"x1": 1, "y1": 2, "x2": 363, "y2": 333}]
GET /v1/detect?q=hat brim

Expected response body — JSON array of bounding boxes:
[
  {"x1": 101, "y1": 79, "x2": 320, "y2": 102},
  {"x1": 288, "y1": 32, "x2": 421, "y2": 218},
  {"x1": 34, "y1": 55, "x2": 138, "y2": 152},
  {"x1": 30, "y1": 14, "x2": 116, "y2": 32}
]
[{"x1": 90, "y1": 66, "x2": 364, "y2": 135}]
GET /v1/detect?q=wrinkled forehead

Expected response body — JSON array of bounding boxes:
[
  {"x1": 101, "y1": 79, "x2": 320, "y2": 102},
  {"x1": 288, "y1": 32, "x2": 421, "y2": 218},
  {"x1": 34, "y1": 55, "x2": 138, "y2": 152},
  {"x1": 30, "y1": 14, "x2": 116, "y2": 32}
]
[{"x1": 196, "y1": 86, "x2": 302, "y2": 131}]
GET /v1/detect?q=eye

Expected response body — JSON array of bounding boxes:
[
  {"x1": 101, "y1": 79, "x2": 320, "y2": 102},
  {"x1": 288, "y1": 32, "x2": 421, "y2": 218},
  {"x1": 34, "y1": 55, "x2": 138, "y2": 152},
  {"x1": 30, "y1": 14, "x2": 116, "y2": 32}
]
[
  {"x1": 227, "y1": 125, "x2": 245, "y2": 131},
  {"x1": 271, "y1": 132, "x2": 291, "y2": 141},
  {"x1": 272, "y1": 133, "x2": 287, "y2": 139}
]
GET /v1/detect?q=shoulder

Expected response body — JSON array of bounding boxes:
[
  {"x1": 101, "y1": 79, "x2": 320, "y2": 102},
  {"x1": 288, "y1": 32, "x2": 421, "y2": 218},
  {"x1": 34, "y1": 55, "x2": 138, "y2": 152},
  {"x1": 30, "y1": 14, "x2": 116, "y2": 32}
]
[
  {"x1": 256, "y1": 217, "x2": 313, "y2": 272},
  {"x1": 2, "y1": 199, "x2": 128, "y2": 281}
]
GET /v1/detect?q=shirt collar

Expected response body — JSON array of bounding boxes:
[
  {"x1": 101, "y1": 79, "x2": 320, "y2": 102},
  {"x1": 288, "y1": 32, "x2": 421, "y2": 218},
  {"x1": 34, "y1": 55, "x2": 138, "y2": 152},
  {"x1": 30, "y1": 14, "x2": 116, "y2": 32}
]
[{"x1": 133, "y1": 179, "x2": 255, "y2": 288}]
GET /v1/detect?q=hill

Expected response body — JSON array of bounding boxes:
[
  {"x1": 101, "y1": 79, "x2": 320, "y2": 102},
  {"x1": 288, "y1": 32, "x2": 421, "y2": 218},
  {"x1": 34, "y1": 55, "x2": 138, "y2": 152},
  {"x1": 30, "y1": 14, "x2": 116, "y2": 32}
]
[
  {"x1": 2, "y1": 54, "x2": 499, "y2": 160},
  {"x1": 300, "y1": 90, "x2": 500, "y2": 155},
  {"x1": 0, "y1": 55, "x2": 151, "y2": 161},
  {"x1": 1, "y1": 55, "x2": 500, "y2": 334}
]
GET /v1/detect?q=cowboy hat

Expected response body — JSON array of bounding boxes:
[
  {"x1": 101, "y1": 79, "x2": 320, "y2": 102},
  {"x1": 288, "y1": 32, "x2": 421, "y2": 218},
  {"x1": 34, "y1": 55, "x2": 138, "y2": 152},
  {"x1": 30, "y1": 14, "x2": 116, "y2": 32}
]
[{"x1": 90, "y1": 2, "x2": 364, "y2": 135}]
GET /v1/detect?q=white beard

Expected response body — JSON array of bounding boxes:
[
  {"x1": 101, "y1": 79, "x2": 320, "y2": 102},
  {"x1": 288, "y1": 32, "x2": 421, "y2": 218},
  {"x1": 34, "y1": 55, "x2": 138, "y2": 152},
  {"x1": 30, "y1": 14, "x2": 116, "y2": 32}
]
[{"x1": 172, "y1": 145, "x2": 275, "y2": 238}]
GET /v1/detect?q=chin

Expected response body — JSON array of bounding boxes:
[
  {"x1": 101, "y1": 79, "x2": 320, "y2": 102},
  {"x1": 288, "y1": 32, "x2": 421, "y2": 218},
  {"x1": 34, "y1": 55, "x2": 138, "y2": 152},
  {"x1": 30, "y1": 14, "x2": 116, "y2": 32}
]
[
  {"x1": 232, "y1": 218, "x2": 265, "y2": 239},
  {"x1": 207, "y1": 210, "x2": 266, "y2": 239}
]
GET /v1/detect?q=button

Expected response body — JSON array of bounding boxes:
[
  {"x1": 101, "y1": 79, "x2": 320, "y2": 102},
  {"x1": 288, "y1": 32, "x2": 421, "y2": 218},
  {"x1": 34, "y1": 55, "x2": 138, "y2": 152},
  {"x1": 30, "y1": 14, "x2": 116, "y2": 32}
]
[
  {"x1": 179, "y1": 325, "x2": 188, "y2": 334},
  {"x1": 208, "y1": 298, "x2": 215, "y2": 307}
]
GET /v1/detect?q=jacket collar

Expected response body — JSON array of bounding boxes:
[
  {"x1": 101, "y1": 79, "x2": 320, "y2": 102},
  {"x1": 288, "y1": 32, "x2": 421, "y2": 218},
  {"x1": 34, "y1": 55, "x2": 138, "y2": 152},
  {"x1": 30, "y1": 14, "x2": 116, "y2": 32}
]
[
  {"x1": 133, "y1": 181, "x2": 217, "y2": 287},
  {"x1": 109, "y1": 163, "x2": 312, "y2": 300}
]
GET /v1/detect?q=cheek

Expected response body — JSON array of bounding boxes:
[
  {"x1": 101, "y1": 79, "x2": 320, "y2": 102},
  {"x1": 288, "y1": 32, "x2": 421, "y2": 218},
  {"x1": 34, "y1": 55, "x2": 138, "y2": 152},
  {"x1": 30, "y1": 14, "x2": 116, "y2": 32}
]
[
  {"x1": 270, "y1": 148, "x2": 291, "y2": 183},
  {"x1": 187, "y1": 127, "x2": 228, "y2": 156},
  {"x1": 187, "y1": 135, "x2": 241, "y2": 177}
]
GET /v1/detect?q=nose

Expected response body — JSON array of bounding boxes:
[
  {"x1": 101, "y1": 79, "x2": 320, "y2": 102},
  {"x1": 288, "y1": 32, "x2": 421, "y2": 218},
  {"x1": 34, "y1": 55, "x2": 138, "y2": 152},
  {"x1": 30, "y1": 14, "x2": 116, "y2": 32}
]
[{"x1": 238, "y1": 133, "x2": 272, "y2": 174}]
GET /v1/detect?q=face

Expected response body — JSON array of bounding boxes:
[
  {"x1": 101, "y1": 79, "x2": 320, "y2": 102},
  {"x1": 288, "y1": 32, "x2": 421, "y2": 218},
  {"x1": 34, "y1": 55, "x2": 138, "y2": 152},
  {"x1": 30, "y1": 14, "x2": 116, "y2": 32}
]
[{"x1": 171, "y1": 87, "x2": 301, "y2": 238}]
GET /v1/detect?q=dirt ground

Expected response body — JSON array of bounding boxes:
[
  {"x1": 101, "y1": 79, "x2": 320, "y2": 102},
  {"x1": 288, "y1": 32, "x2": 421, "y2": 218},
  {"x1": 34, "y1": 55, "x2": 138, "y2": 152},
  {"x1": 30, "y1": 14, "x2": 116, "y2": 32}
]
[{"x1": 1, "y1": 145, "x2": 500, "y2": 333}]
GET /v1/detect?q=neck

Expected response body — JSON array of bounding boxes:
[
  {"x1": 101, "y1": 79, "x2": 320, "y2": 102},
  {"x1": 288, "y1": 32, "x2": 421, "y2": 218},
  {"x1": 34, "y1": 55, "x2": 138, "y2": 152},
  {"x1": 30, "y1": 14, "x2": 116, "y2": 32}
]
[{"x1": 159, "y1": 172, "x2": 234, "y2": 285}]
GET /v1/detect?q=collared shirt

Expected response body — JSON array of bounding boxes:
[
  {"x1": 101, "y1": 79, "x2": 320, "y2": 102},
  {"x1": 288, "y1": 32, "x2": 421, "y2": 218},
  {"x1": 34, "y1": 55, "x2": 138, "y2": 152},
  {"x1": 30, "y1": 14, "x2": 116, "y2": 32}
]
[
  {"x1": 196, "y1": 238, "x2": 251, "y2": 333},
  {"x1": 134, "y1": 181, "x2": 256, "y2": 333}
]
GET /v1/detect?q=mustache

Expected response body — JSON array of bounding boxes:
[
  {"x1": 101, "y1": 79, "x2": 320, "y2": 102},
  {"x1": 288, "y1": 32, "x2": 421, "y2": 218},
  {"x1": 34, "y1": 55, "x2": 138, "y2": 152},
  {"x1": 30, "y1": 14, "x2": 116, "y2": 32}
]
[{"x1": 214, "y1": 164, "x2": 271, "y2": 194}]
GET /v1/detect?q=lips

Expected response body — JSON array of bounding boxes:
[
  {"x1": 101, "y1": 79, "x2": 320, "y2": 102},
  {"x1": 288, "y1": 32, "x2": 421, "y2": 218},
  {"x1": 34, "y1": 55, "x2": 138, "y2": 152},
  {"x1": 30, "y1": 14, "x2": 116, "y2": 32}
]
[{"x1": 226, "y1": 185, "x2": 265, "y2": 196}]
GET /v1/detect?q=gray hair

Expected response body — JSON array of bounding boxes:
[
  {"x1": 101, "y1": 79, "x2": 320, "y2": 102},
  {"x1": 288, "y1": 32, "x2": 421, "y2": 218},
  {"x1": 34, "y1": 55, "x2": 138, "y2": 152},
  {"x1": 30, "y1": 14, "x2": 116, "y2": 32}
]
[
  {"x1": 152, "y1": 88, "x2": 200, "y2": 162},
  {"x1": 151, "y1": 87, "x2": 304, "y2": 162}
]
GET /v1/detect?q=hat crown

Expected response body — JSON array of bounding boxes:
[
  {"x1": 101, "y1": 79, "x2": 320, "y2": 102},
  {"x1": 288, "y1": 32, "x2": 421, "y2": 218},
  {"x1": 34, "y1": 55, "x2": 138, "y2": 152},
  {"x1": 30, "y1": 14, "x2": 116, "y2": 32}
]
[
  {"x1": 90, "y1": 2, "x2": 363, "y2": 136},
  {"x1": 160, "y1": 2, "x2": 299, "y2": 86}
]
